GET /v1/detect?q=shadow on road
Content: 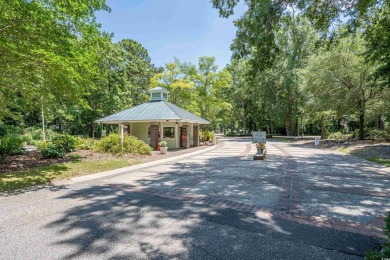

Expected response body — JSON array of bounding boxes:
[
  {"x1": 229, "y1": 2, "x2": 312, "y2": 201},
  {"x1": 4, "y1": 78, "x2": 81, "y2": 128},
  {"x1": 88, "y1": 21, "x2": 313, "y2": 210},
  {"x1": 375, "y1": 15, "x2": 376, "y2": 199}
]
[{"x1": 45, "y1": 183, "x2": 381, "y2": 259}]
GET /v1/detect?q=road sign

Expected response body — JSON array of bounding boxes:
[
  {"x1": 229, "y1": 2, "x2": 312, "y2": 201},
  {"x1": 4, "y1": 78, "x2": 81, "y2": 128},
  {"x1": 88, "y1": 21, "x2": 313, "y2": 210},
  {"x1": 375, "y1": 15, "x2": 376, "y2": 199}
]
[{"x1": 252, "y1": 131, "x2": 266, "y2": 143}]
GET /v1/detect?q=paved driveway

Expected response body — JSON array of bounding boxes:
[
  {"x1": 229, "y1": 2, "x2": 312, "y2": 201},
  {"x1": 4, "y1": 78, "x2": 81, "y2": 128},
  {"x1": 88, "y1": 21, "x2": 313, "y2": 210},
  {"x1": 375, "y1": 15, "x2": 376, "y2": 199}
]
[{"x1": 0, "y1": 139, "x2": 388, "y2": 259}]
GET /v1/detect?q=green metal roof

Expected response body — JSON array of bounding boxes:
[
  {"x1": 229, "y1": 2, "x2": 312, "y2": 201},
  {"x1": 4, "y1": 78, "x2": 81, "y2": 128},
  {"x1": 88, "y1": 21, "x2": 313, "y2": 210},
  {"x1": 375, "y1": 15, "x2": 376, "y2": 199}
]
[{"x1": 95, "y1": 101, "x2": 210, "y2": 124}]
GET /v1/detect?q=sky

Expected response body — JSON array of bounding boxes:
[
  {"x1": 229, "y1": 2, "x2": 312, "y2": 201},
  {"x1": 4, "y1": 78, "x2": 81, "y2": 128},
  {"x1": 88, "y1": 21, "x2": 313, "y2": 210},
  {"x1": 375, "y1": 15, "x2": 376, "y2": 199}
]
[{"x1": 95, "y1": 0, "x2": 246, "y2": 70}]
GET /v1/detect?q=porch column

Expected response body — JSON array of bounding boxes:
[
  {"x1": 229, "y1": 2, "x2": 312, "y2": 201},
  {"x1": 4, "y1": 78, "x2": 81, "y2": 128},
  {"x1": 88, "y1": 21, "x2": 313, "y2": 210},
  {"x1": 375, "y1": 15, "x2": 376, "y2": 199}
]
[
  {"x1": 182, "y1": 124, "x2": 189, "y2": 149},
  {"x1": 148, "y1": 123, "x2": 159, "y2": 149},
  {"x1": 160, "y1": 122, "x2": 163, "y2": 142},
  {"x1": 193, "y1": 124, "x2": 199, "y2": 147}
]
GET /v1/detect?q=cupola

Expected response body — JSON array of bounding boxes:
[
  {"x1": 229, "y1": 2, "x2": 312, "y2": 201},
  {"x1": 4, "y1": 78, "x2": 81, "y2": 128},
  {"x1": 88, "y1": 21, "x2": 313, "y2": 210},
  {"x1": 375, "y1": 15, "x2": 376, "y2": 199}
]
[{"x1": 149, "y1": 86, "x2": 169, "y2": 101}]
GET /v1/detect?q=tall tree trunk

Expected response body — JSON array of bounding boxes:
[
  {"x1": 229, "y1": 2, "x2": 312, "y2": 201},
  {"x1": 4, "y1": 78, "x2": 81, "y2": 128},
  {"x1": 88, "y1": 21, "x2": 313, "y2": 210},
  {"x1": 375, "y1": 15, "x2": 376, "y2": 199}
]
[
  {"x1": 358, "y1": 99, "x2": 365, "y2": 140},
  {"x1": 286, "y1": 90, "x2": 293, "y2": 136},
  {"x1": 359, "y1": 110, "x2": 365, "y2": 140},
  {"x1": 320, "y1": 115, "x2": 326, "y2": 139}
]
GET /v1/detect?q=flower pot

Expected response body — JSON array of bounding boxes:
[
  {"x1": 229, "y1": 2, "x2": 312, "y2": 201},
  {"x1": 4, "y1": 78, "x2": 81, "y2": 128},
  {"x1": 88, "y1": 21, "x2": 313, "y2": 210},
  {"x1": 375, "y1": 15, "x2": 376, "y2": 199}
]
[
  {"x1": 160, "y1": 147, "x2": 168, "y2": 154},
  {"x1": 257, "y1": 149, "x2": 264, "y2": 154}
]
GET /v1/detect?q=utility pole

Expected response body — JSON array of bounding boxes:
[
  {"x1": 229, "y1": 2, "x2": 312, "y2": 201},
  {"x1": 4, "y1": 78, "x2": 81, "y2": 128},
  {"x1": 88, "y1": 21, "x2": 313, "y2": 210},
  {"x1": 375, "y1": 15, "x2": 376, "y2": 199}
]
[{"x1": 41, "y1": 96, "x2": 46, "y2": 142}]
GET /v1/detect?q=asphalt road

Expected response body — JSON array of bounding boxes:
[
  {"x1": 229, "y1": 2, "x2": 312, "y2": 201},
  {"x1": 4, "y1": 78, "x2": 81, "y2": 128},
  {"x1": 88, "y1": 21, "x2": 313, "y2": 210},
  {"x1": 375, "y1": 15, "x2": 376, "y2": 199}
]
[{"x1": 0, "y1": 139, "x2": 386, "y2": 259}]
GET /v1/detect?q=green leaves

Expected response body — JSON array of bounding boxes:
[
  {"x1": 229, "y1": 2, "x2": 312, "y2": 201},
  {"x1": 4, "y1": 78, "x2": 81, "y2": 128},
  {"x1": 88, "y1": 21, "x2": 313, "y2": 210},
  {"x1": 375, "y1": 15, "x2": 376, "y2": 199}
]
[{"x1": 0, "y1": 0, "x2": 108, "y2": 121}]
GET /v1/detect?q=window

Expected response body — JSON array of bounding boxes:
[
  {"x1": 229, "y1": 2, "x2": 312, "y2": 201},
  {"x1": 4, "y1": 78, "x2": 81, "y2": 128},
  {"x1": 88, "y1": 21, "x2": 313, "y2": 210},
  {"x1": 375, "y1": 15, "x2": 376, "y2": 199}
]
[
  {"x1": 163, "y1": 127, "x2": 175, "y2": 138},
  {"x1": 151, "y1": 93, "x2": 161, "y2": 100}
]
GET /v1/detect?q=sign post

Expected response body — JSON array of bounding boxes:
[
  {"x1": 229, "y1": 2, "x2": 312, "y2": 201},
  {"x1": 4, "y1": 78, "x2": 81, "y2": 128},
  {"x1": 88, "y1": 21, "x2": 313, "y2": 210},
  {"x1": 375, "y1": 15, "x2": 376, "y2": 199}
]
[
  {"x1": 252, "y1": 131, "x2": 266, "y2": 144},
  {"x1": 252, "y1": 131, "x2": 267, "y2": 160}
]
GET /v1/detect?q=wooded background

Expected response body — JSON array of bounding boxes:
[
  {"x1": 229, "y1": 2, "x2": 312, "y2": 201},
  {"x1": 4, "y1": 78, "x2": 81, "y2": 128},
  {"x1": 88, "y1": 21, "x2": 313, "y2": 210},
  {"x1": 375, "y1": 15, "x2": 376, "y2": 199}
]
[{"x1": 1, "y1": 0, "x2": 389, "y2": 140}]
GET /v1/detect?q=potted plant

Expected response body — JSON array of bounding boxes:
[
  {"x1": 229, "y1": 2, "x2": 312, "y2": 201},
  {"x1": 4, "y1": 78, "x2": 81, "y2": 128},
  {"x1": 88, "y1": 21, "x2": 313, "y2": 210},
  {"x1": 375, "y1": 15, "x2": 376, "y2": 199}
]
[
  {"x1": 256, "y1": 143, "x2": 266, "y2": 154},
  {"x1": 159, "y1": 141, "x2": 168, "y2": 154}
]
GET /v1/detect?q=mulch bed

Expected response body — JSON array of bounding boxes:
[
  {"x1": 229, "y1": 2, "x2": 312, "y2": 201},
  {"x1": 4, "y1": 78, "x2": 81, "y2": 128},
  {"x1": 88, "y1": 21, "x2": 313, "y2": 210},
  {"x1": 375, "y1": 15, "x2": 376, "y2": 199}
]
[
  {"x1": 0, "y1": 151, "x2": 71, "y2": 173},
  {"x1": 0, "y1": 145, "x2": 215, "y2": 174}
]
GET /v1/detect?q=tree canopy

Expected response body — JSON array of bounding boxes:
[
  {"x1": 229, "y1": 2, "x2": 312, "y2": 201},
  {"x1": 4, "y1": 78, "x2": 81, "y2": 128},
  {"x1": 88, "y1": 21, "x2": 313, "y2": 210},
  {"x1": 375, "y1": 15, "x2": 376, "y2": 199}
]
[{"x1": 1, "y1": 0, "x2": 389, "y2": 141}]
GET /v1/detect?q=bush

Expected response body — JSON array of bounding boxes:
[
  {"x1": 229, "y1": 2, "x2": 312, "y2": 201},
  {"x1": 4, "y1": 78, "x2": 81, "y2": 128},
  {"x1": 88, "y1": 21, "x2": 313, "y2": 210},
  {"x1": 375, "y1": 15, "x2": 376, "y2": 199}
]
[
  {"x1": 367, "y1": 129, "x2": 390, "y2": 141},
  {"x1": 34, "y1": 140, "x2": 48, "y2": 149},
  {"x1": 24, "y1": 127, "x2": 57, "y2": 141},
  {"x1": 0, "y1": 124, "x2": 23, "y2": 137},
  {"x1": 0, "y1": 134, "x2": 26, "y2": 159},
  {"x1": 366, "y1": 212, "x2": 390, "y2": 259},
  {"x1": 77, "y1": 138, "x2": 96, "y2": 150},
  {"x1": 201, "y1": 130, "x2": 214, "y2": 141},
  {"x1": 40, "y1": 143, "x2": 64, "y2": 158},
  {"x1": 52, "y1": 134, "x2": 77, "y2": 153},
  {"x1": 225, "y1": 131, "x2": 236, "y2": 137},
  {"x1": 351, "y1": 129, "x2": 360, "y2": 139},
  {"x1": 328, "y1": 131, "x2": 348, "y2": 142},
  {"x1": 22, "y1": 133, "x2": 34, "y2": 145},
  {"x1": 95, "y1": 134, "x2": 152, "y2": 155},
  {"x1": 37, "y1": 134, "x2": 77, "y2": 158}
]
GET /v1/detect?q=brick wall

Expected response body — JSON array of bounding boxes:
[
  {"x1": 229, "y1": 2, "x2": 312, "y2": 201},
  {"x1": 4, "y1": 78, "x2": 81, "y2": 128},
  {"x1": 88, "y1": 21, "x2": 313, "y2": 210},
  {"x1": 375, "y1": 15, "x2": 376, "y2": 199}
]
[
  {"x1": 181, "y1": 126, "x2": 189, "y2": 148},
  {"x1": 193, "y1": 125, "x2": 199, "y2": 147},
  {"x1": 148, "y1": 125, "x2": 159, "y2": 149}
]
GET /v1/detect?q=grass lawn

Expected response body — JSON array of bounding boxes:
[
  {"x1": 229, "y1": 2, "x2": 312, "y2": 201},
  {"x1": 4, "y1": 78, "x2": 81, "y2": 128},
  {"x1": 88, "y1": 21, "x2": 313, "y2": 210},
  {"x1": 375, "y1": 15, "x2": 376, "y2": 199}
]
[
  {"x1": 337, "y1": 147, "x2": 352, "y2": 154},
  {"x1": 337, "y1": 148, "x2": 390, "y2": 167},
  {"x1": 366, "y1": 157, "x2": 390, "y2": 167},
  {"x1": 0, "y1": 158, "x2": 136, "y2": 192}
]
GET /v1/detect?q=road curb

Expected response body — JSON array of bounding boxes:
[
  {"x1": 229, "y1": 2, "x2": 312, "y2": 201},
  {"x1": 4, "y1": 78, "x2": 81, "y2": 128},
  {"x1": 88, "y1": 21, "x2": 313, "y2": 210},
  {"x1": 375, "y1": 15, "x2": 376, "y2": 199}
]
[{"x1": 53, "y1": 142, "x2": 224, "y2": 185}]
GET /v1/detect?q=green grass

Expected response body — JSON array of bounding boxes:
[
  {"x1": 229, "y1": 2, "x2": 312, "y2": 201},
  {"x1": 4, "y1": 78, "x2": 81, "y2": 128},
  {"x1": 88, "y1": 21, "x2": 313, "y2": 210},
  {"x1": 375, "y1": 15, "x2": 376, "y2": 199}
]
[
  {"x1": 337, "y1": 147, "x2": 352, "y2": 154},
  {"x1": 0, "y1": 159, "x2": 135, "y2": 192},
  {"x1": 366, "y1": 157, "x2": 390, "y2": 167}
]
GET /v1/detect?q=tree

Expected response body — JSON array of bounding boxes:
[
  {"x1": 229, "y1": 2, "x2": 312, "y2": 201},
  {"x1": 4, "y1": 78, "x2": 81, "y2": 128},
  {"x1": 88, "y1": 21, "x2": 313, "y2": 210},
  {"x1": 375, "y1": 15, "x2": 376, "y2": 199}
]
[
  {"x1": 212, "y1": 0, "x2": 380, "y2": 73},
  {"x1": 151, "y1": 57, "x2": 232, "y2": 131},
  {"x1": 301, "y1": 33, "x2": 382, "y2": 140},
  {"x1": 365, "y1": 4, "x2": 390, "y2": 88},
  {"x1": 227, "y1": 15, "x2": 317, "y2": 135},
  {"x1": 194, "y1": 57, "x2": 232, "y2": 130},
  {"x1": 0, "y1": 0, "x2": 109, "y2": 122},
  {"x1": 150, "y1": 58, "x2": 196, "y2": 110}
]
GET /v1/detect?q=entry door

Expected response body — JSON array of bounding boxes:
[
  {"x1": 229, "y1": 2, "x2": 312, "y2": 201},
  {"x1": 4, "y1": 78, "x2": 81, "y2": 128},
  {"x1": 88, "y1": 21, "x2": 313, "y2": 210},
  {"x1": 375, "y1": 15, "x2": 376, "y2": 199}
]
[{"x1": 148, "y1": 125, "x2": 159, "y2": 149}]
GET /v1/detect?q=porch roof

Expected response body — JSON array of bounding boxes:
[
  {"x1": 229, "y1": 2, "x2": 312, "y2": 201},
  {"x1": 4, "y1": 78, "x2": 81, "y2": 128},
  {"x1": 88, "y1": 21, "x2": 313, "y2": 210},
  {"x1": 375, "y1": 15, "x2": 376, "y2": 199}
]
[{"x1": 95, "y1": 100, "x2": 210, "y2": 124}]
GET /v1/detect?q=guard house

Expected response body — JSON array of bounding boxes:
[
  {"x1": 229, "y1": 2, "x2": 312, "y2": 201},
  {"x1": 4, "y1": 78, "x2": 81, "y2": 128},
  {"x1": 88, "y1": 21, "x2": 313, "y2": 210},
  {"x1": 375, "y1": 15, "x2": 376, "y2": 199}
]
[{"x1": 95, "y1": 87, "x2": 210, "y2": 149}]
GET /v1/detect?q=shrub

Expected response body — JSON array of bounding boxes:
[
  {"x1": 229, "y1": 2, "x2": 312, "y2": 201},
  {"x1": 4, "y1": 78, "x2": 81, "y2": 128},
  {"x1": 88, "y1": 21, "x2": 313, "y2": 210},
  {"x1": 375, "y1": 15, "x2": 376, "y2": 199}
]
[
  {"x1": 22, "y1": 133, "x2": 34, "y2": 145},
  {"x1": 208, "y1": 131, "x2": 215, "y2": 141},
  {"x1": 40, "y1": 143, "x2": 64, "y2": 158},
  {"x1": 328, "y1": 131, "x2": 348, "y2": 142},
  {"x1": 0, "y1": 124, "x2": 23, "y2": 137},
  {"x1": 34, "y1": 140, "x2": 48, "y2": 149},
  {"x1": 201, "y1": 130, "x2": 214, "y2": 141},
  {"x1": 95, "y1": 134, "x2": 152, "y2": 155},
  {"x1": 37, "y1": 134, "x2": 78, "y2": 158},
  {"x1": 77, "y1": 138, "x2": 96, "y2": 150},
  {"x1": 225, "y1": 131, "x2": 236, "y2": 137},
  {"x1": 367, "y1": 129, "x2": 390, "y2": 141},
  {"x1": 52, "y1": 134, "x2": 77, "y2": 153},
  {"x1": 366, "y1": 212, "x2": 390, "y2": 259},
  {"x1": 24, "y1": 127, "x2": 57, "y2": 141},
  {"x1": 351, "y1": 129, "x2": 360, "y2": 139},
  {"x1": 0, "y1": 134, "x2": 26, "y2": 159}
]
